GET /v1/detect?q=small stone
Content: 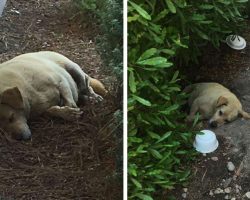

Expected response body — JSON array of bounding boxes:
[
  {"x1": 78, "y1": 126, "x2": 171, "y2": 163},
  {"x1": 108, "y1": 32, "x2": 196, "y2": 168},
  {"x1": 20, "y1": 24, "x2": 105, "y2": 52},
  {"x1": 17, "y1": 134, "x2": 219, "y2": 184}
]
[
  {"x1": 245, "y1": 192, "x2": 250, "y2": 198},
  {"x1": 223, "y1": 178, "x2": 232, "y2": 188},
  {"x1": 224, "y1": 195, "x2": 230, "y2": 199},
  {"x1": 224, "y1": 187, "x2": 231, "y2": 193},
  {"x1": 183, "y1": 188, "x2": 188, "y2": 193},
  {"x1": 233, "y1": 175, "x2": 237, "y2": 181},
  {"x1": 214, "y1": 188, "x2": 224, "y2": 194},
  {"x1": 182, "y1": 193, "x2": 187, "y2": 198},
  {"x1": 211, "y1": 156, "x2": 219, "y2": 161},
  {"x1": 227, "y1": 162, "x2": 235, "y2": 171},
  {"x1": 209, "y1": 190, "x2": 214, "y2": 196},
  {"x1": 232, "y1": 148, "x2": 239, "y2": 153},
  {"x1": 231, "y1": 198, "x2": 236, "y2": 200}
]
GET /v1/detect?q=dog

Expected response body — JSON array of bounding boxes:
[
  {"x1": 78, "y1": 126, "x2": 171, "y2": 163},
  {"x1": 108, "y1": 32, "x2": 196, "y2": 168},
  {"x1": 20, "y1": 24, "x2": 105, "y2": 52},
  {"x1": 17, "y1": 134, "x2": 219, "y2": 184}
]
[
  {"x1": 0, "y1": 51, "x2": 108, "y2": 140},
  {"x1": 184, "y1": 82, "x2": 250, "y2": 127}
]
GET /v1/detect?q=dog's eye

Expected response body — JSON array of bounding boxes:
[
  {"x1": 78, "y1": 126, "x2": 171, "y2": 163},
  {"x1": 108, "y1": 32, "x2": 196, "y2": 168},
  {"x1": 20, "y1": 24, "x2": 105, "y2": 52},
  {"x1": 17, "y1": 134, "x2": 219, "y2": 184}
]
[
  {"x1": 219, "y1": 110, "x2": 223, "y2": 116},
  {"x1": 9, "y1": 113, "x2": 15, "y2": 123}
]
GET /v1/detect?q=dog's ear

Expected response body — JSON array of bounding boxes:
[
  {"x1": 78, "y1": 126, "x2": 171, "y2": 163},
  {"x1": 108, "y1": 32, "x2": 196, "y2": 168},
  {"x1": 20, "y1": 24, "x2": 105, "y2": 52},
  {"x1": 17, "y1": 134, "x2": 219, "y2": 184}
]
[
  {"x1": 216, "y1": 96, "x2": 228, "y2": 107},
  {"x1": 238, "y1": 110, "x2": 250, "y2": 119},
  {"x1": 1, "y1": 87, "x2": 24, "y2": 109}
]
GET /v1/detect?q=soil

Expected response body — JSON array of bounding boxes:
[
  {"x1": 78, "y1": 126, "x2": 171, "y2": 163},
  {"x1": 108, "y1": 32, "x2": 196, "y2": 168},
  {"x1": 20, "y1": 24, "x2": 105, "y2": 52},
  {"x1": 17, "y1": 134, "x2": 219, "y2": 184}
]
[
  {"x1": 165, "y1": 21, "x2": 250, "y2": 200},
  {"x1": 0, "y1": 0, "x2": 122, "y2": 199}
]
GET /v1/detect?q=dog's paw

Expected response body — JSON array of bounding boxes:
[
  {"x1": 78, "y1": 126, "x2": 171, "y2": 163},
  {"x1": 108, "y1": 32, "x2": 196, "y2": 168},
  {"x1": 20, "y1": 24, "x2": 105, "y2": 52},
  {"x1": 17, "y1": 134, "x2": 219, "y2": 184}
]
[
  {"x1": 95, "y1": 94, "x2": 103, "y2": 102},
  {"x1": 60, "y1": 106, "x2": 83, "y2": 120},
  {"x1": 47, "y1": 106, "x2": 83, "y2": 121}
]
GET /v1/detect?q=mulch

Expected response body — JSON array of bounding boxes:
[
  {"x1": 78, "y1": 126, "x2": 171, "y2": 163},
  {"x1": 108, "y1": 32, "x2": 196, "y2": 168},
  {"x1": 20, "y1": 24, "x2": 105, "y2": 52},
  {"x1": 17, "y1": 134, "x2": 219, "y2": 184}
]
[{"x1": 0, "y1": 0, "x2": 122, "y2": 199}]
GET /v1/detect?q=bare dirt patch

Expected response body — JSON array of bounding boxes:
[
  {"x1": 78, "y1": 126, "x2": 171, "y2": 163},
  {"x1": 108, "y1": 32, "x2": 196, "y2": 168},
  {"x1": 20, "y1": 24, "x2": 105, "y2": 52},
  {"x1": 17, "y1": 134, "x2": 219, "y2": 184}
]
[{"x1": 0, "y1": 0, "x2": 122, "y2": 199}]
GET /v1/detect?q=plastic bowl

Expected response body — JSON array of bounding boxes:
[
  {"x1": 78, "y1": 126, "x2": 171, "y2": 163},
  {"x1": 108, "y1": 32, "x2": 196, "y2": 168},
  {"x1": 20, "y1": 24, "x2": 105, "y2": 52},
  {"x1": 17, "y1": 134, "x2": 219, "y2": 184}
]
[
  {"x1": 226, "y1": 35, "x2": 246, "y2": 50},
  {"x1": 193, "y1": 130, "x2": 219, "y2": 153}
]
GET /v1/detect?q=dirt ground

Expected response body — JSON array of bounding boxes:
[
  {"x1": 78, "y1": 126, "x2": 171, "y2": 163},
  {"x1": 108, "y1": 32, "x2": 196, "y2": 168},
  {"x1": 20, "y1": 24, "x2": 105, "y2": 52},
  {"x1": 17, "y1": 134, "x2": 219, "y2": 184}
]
[
  {"x1": 0, "y1": 0, "x2": 122, "y2": 199},
  {"x1": 166, "y1": 22, "x2": 250, "y2": 200}
]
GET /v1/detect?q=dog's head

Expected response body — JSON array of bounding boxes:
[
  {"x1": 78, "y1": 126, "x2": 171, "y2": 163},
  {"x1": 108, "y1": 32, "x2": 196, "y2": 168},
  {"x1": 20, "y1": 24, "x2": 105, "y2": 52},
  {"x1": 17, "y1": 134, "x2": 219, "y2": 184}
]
[
  {"x1": 0, "y1": 87, "x2": 31, "y2": 140},
  {"x1": 209, "y1": 96, "x2": 250, "y2": 127}
]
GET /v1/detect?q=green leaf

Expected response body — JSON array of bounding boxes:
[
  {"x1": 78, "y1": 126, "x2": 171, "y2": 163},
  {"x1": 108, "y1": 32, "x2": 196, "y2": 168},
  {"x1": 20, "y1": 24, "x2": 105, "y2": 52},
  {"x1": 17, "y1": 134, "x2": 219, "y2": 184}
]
[
  {"x1": 161, "y1": 49, "x2": 175, "y2": 56},
  {"x1": 138, "y1": 48, "x2": 157, "y2": 61},
  {"x1": 137, "y1": 57, "x2": 168, "y2": 66},
  {"x1": 129, "y1": 70, "x2": 136, "y2": 93},
  {"x1": 129, "y1": 1, "x2": 151, "y2": 20},
  {"x1": 154, "y1": 9, "x2": 169, "y2": 22},
  {"x1": 135, "y1": 193, "x2": 153, "y2": 200},
  {"x1": 166, "y1": 0, "x2": 176, "y2": 13},
  {"x1": 132, "y1": 95, "x2": 152, "y2": 106},
  {"x1": 128, "y1": 166, "x2": 137, "y2": 177},
  {"x1": 147, "y1": 131, "x2": 161, "y2": 140},
  {"x1": 131, "y1": 178, "x2": 142, "y2": 189},
  {"x1": 236, "y1": 0, "x2": 248, "y2": 2},
  {"x1": 128, "y1": 14, "x2": 140, "y2": 22},
  {"x1": 199, "y1": 4, "x2": 214, "y2": 10},
  {"x1": 159, "y1": 151, "x2": 171, "y2": 164},
  {"x1": 150, "y1": 149, "x2": 163, "y2": 159},
  {"x1": 170, "y1": 71, "x2": 179, "y2": 83},
  {"x1": 176, "y1": 150, "x2": 188, "y2": 155},
  {"x1": 156, "y1": 131, "x2": 172, "y2": 144},
  {"x1": 191, "y1": 14, "x2": 206, "y2": 21},
  {"x1": 192, "y1": 112, "x2": 200, "y2": 127},
  {"x1": 195, "y1": 28, "x2": 209, "y2": 40},
  {"x1": 159, "y1": 104, "x2": 179, "y2": 115}
]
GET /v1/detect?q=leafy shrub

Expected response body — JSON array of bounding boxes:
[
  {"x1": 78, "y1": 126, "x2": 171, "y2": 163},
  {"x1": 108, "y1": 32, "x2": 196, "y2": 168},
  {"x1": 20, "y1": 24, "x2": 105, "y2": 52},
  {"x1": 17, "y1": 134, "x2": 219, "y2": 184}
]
[
  {"x1": 128, "y1": 0, "x2": 247, "y2": 199},
  {"x1": 73, "y1": 0, "x2": 123, "y2": 80},
  {"x1": 73, "y1": 0, "x2": 123, "y2": 177}
]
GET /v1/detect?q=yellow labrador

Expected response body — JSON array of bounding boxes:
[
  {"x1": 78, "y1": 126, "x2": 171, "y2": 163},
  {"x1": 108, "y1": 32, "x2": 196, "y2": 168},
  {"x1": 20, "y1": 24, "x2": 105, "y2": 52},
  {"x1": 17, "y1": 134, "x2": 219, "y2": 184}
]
[
  {"x1": 185, "y1": 82, "x2": 250, "y2": 127},
  {"x1": 0, "y1": 51, "x2": 107, "y2": 140}
]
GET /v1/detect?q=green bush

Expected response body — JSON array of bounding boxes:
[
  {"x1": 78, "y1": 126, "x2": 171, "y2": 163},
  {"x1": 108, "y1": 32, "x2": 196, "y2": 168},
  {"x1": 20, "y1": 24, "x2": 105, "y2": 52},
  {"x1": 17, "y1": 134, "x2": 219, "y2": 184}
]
[
  {"x1": 73, "y1": 0, "x2": 123, "y2": 178},
  {"x1": 128, "y1": 0, "x2": 247, "y2": 199},
  {"x1": 73, "y1": 0, "x2": 123, "y2": 80}
]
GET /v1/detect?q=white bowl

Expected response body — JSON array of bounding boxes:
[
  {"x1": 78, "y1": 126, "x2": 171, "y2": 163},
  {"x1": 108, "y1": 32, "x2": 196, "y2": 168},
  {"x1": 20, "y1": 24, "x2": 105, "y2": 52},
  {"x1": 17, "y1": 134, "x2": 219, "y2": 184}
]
[
  {"x1": 226, "y1": 35, "x2": 246, "y2": 50},
  {"x1": 193, "y1": 130, "x2": 219, "y2": 153},
  {"x1": 0, "y1": 0, "x2": 7, "y2": 16}
]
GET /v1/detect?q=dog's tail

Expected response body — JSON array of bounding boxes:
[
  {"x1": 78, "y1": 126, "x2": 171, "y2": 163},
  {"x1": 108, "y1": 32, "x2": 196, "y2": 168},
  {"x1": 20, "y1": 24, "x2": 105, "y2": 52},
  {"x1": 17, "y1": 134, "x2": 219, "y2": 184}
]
[{"x1": 89, "y1": 78, "x2": 108, "y2": 97}]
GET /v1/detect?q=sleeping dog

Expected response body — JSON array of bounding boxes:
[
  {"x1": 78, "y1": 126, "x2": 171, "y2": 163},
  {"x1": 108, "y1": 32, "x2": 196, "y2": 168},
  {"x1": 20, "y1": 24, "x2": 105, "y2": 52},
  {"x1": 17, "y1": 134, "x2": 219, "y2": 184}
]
[
  {"x1": 185, "y1": 82, "x2": 250, "y2": 127},
  {"x1": 0, "y1": 51, "x2": 107, "y2": 140}
]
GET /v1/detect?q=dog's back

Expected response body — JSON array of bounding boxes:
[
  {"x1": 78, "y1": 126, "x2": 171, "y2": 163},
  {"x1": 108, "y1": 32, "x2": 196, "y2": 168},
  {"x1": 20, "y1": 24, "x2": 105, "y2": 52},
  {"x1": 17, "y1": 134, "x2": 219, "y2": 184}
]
[{"x1": 9, "y1": 51, "x2": 107, "y2": 96}]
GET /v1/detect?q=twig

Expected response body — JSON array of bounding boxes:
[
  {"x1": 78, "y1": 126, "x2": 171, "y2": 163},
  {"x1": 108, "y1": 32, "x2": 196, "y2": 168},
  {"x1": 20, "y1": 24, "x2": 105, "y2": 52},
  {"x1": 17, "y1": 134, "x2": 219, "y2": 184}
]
[{"x1": 201, "y1": 168, "x2": 207, "y2": 182}]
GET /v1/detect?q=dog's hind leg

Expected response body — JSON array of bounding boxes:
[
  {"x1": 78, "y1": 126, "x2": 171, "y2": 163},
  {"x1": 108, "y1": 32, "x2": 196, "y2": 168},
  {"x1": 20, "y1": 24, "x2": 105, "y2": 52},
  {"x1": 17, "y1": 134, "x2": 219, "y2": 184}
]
[
  {"x1": 46, "y1": 106, "x2": 82, "y2": 121},
  {"x1": 62, "y1": 61, "x2": 103, "y2": 102},
  {"x1": 58, "y1": 77, "x2": 78, "y2": 108}
]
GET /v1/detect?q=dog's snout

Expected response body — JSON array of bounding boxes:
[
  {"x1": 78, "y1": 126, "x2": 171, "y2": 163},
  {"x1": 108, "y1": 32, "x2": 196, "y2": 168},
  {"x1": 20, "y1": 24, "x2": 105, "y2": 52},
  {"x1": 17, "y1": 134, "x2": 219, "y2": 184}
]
[
  {"x1": 13, "y1": 130, "x2": 31, "y2": 141},
  {"x1": 210, "y1": 121, "x2": 218, "y2": 128},
  {"x1": 22, "y1": 130, "x2": 31, "y2": 140}
]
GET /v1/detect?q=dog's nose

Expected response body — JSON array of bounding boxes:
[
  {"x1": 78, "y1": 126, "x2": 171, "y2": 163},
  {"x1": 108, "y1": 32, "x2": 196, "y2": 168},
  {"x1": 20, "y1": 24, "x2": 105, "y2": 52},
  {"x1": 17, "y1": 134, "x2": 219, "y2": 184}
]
[
  {"x1": 14, "y1": 130, "x2": 31, "y2": 140},
  {"x1": 210, "y1": 121, "x2": 218, "y2": 128},
  {"x1": 22, "y1": 130, "x2": 31, "y2": 140}
]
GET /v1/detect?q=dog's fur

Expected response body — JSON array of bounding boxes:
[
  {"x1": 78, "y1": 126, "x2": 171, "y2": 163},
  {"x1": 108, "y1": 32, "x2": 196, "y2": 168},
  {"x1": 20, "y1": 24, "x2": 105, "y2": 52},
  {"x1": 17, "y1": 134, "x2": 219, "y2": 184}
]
[
  {"x1": 185, "y1": 82, "x2": 250, "y2": 127},
  {"x1": 0, "y1": 51, "x2": 107, "y2": 140}
]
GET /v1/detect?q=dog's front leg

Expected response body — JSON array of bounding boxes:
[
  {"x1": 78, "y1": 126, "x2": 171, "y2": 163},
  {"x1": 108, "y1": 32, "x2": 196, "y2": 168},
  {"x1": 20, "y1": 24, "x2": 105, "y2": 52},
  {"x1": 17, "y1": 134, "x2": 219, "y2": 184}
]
[
  {"x1": 46, "y1": 106, "x2": 83, "y2": 121},
  {"x1": 186, "y1": 102, "x2": 200, "y2": 123}
]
